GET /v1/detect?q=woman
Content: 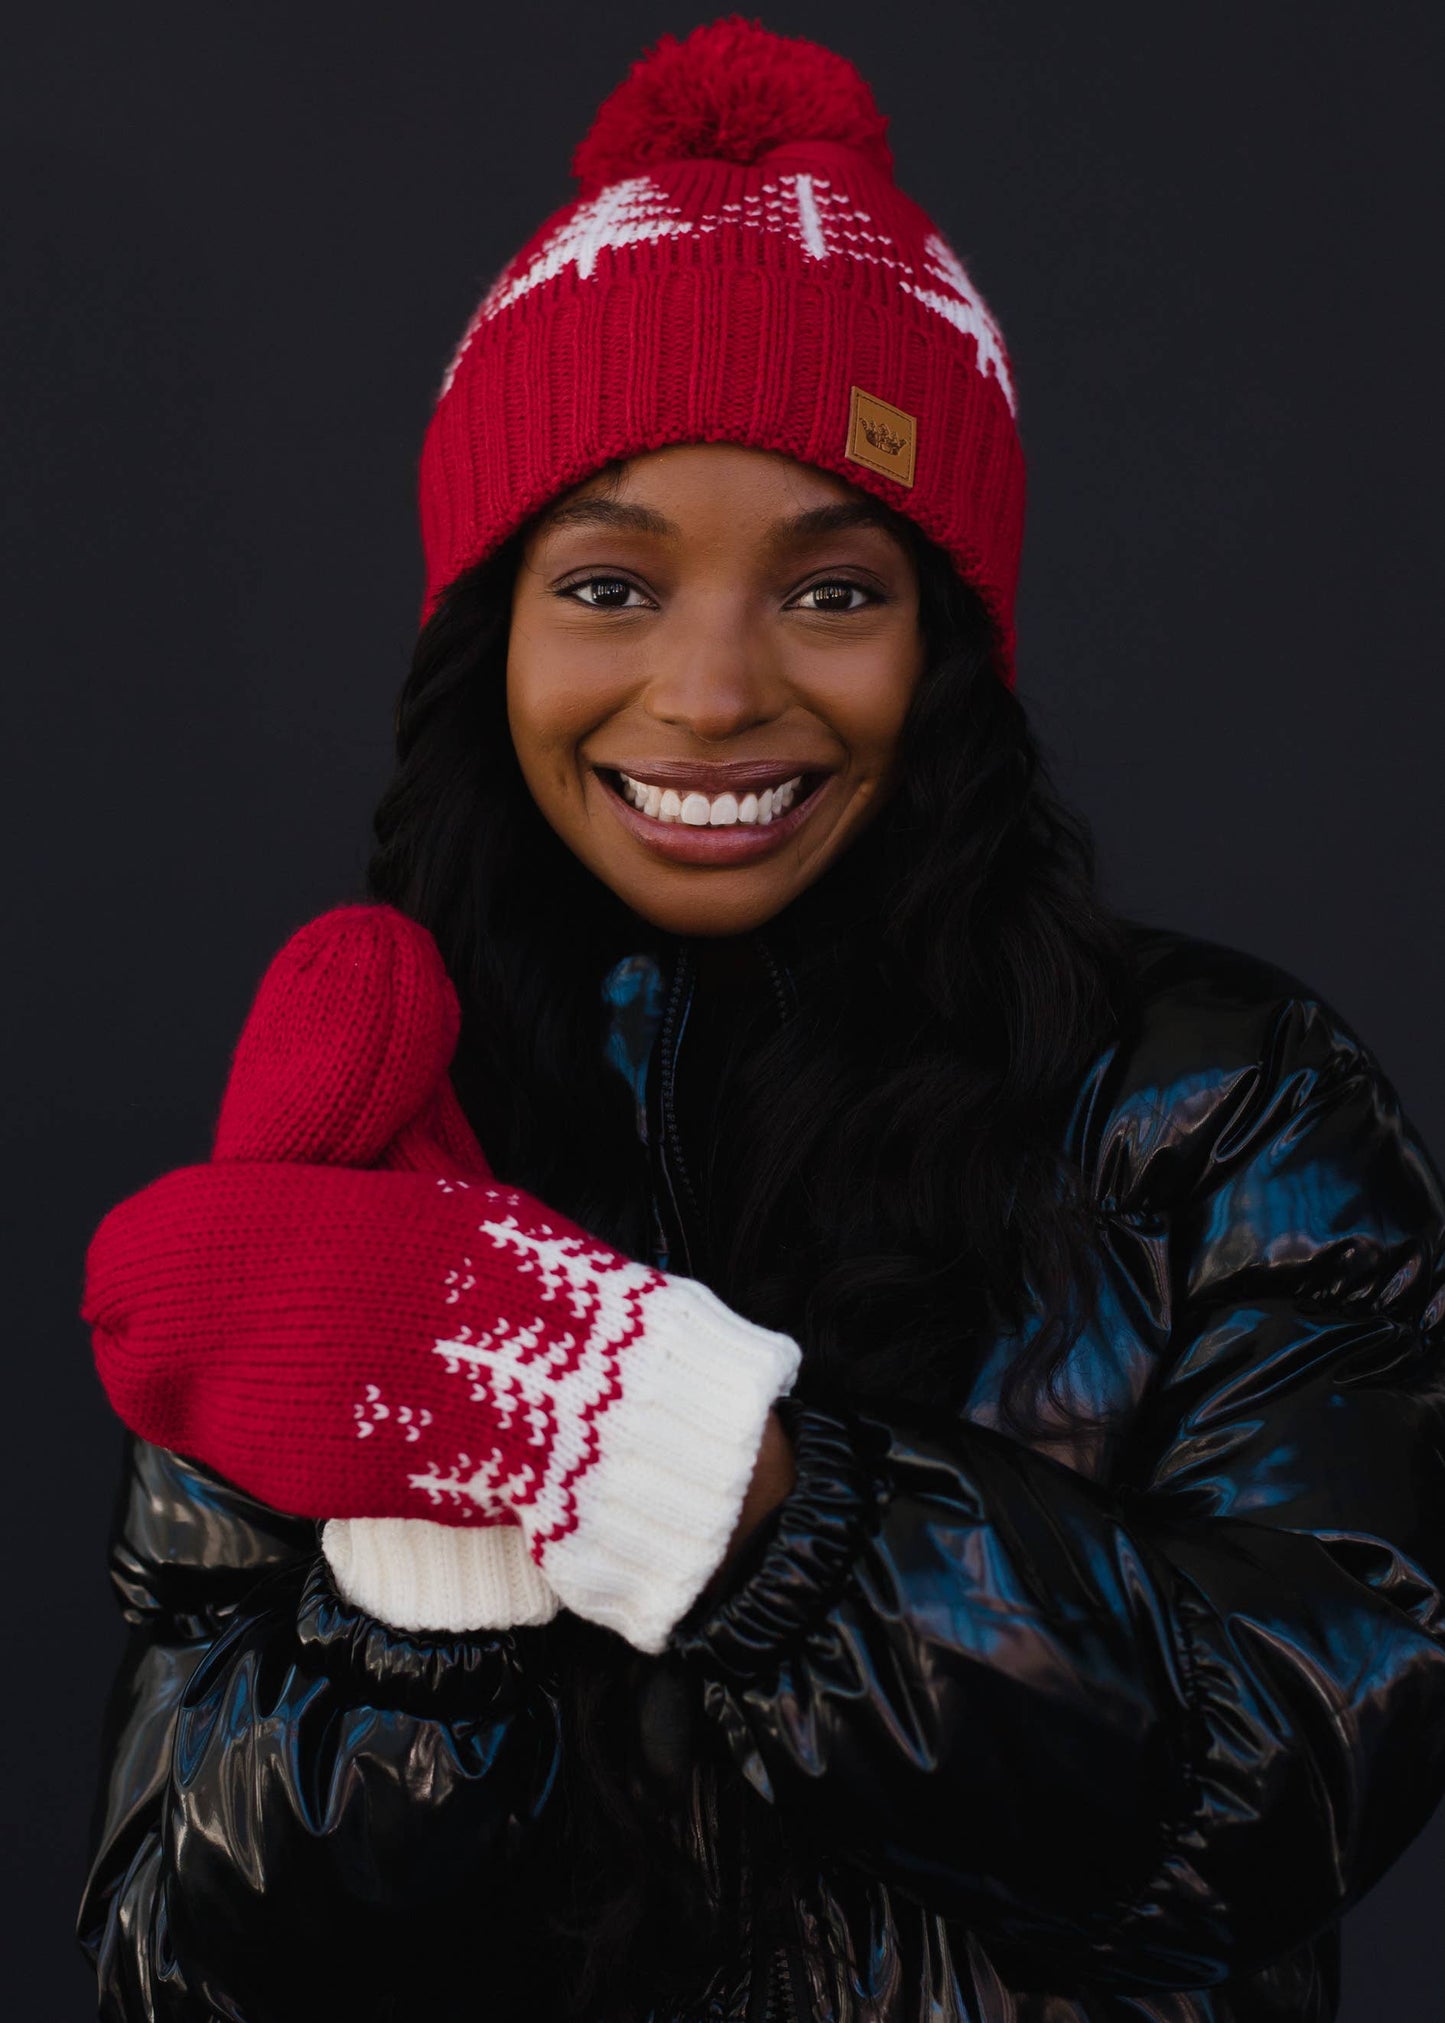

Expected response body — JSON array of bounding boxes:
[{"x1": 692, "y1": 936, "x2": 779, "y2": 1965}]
[{"x1": 78, "y1": 20, "x2": 1445, "y2": 2022}]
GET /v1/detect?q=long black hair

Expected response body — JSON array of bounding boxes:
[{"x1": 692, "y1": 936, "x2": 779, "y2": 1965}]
[{"x1": 367, "y1": 497, "x2": 1131, "y2": 2014}]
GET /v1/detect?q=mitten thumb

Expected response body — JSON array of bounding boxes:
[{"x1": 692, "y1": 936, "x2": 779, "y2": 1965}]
[
  {"x1": 383, "y1": 1075, "x2": 494, "y2": 1181},
  {"x1": 212, "y1": 904, "x2": 462, "y2": 1168}
]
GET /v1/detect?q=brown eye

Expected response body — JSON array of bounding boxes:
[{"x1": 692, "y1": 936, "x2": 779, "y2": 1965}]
[
  {"x1": 796, "y1": 580, "x2": 872, "y2": 613},
  {"x1": 563, "y1": 577, "x2": 647, "y2": 609}
]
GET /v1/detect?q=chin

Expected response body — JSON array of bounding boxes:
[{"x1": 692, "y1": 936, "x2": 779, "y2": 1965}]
[
  {"x1": 622, "y1": 886, "x2": 796, "y2": 938},
  {"x1": 588, "y1": 861, "x2": 808, "y2": 938}
]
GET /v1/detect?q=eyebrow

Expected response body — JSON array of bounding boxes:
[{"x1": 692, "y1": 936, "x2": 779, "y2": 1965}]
[
  {"x1": 538, "y1": 495, "x2": 899, "y2": 552},
  {"x1": 542, "y1": 498, "x2": 674, "y2": 537}
]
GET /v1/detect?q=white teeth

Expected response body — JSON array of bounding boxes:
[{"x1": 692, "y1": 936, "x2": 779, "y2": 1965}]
[{"x1": 616, "y1": 772, "x2": 804, "y2": 828}]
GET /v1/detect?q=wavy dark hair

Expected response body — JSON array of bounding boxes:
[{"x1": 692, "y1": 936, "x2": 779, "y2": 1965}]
[{"x1": 367, "y1": 493, "x2": 1131, "y2": 2015}]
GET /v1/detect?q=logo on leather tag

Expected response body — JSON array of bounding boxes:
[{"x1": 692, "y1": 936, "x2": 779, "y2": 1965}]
[{"x1": 846, "y1": 387, "x2": 917, "y2": 487}]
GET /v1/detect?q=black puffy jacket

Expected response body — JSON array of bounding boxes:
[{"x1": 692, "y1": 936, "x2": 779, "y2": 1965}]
[{"x1": 77, "y1": 923, "x2": 1445, "y2": 2020}]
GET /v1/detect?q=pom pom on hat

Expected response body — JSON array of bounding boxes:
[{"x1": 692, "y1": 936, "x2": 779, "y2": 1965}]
[{"x1": 573, "y1": 15, "x2": 894, "y2": 195}]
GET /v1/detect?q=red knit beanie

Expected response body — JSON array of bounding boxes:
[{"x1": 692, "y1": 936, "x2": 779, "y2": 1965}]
[{"x1": 417, "y1": 16, "x2": 1026, "y2": 684}]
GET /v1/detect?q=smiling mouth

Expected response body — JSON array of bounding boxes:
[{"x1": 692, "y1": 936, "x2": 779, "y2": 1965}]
[{"x1": 596, "y1": 766, "x2": 831, "y2": 829}]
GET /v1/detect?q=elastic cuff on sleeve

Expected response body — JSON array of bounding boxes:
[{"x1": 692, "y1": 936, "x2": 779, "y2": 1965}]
[
  {"x1": 321, "y1": 1514, "x2": 559, "y2": 1632},
  {"x1": 528, "y1": 1275, "x2": 802, "y2": 1653}
]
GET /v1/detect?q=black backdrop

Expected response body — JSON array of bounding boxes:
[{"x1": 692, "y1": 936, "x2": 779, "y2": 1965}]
[{"x1": 5, "y1": 2, "x2": 1443, "y2": 2014}]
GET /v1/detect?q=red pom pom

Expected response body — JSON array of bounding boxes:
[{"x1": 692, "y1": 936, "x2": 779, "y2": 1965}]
[{"x1": 573, "y1": 17, "x2": 893, "y2": 194}]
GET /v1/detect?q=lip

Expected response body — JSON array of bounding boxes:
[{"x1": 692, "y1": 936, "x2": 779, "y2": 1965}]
[
  {"x1": 591, "y1": 765, "x2": 837, "y2": 866},
  {"x1": 599, "y1": 757, "x2": 830, "y2": 793}
]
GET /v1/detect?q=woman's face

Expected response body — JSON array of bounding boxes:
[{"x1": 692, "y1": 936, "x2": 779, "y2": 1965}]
[{"x1": 506, "y1": 444, "x2": 927, "y2": 937}]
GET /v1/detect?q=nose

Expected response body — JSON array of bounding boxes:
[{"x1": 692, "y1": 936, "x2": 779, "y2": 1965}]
[{"x1": 639, "y1": 607, "x2": 785, "y2": 743}]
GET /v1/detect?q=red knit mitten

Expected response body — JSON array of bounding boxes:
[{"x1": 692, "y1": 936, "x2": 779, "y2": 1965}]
[
  {"x1": 85, "y1": 909, "x2": 800, "y2": 1653},
  {"x1": 210, "y1": 903, "x2": 478, "y2": 1174},
  {"x1": 210, "y1": 903, "x2": 562, "y2": 1633}
]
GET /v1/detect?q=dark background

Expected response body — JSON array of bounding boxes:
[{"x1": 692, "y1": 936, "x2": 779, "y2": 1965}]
[{"x1": 5, "y1": 1, "x2": 1442, "y2": 2013}]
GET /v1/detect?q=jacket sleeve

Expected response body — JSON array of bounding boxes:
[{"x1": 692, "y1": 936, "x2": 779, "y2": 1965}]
[
  {"x1": 78, "y1": 1435, "x2": 563, "y2": 2022},
  {"x1": 672, "y1": 978, "x2": 1445, "y2": 1990}
]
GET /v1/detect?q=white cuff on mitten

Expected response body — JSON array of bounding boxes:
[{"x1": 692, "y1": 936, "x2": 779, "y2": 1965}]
[
  {"x1": 321, "y1": 1274, "x2": 799, "y2": 1652},
  {"x1": 321, "y1": 1515, "x2": 558, "y2": 1632},
  {"x1": 529, "y1": 1274, "x2": 801, "y2": 1653}
]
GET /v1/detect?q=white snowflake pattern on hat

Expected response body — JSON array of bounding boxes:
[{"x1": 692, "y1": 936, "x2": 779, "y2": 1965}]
[{"x1": 439, "y1": 172, "x2": 1013, "y2": 414}]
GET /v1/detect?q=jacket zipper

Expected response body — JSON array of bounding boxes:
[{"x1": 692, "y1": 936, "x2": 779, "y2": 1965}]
[
  {"x1": 651, "y1": 941, "x2": 806, "y2": 2022},
  {"x1": 652, "y1": 936, "x2": 798, "y2": 1280},
  {"x1": 763, "y1": 1942, "x2": 801, "y2": 2023},
  {"x1": 654, "y1": 942, "x2": 700, "y2": 1276},
  {"x1": 752, "y1": 933, "x2": 798, "y2": 1029}
]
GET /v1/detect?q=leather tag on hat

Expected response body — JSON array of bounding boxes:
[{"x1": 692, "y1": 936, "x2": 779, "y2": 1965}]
[{"x1": 846, "y1": 387, "x2": 917, "y2": 487}]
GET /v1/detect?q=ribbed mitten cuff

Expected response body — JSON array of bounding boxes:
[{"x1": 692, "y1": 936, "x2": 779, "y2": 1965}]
[
  {"x1": 530, "y1": 1275, "x2": 801, "y2": 1653},
  {"x1": 321, "y1": 1515, "x2": 558, "y2": 1632}
]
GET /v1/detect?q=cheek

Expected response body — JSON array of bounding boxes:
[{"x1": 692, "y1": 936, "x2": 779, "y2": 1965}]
[
  {"x1": 818, "y1": 643, "x2": 925, "y2": 780},
  {"x1": 505, "y1": 645, "x2": 595, "y2": 806}
]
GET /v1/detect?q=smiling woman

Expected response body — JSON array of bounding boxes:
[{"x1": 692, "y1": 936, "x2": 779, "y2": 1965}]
[
  {"x1": 77, "y1": 18, "x2": 1445, "y2": 2023},
  {"x1": 508, "y1": 448, "x2": 926, "y2": 924}
]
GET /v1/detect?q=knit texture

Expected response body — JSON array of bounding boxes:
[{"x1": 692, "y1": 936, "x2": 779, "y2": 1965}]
[
  {"x1": 322, "y1": 1514, "x2": 556, "y2": 1633},
  {"x1": 212, "y1": 905, "x2": 466, "y2": 1170},
  {"x1": 210, "y1": 903, "x2": 554, "y2": 1629},
  {"x1": 84, "y1": 905, "x2": 801, "y2": 1651},
  {"x1": 418, "y1": 18, "x2": 1026, "y2": 683}
]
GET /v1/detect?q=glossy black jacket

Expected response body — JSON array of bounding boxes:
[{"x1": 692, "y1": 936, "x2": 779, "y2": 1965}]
[{"x1": 78, "y1": 924, "x2": 1445, "y2": 2020}]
